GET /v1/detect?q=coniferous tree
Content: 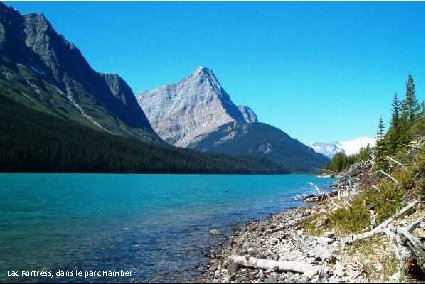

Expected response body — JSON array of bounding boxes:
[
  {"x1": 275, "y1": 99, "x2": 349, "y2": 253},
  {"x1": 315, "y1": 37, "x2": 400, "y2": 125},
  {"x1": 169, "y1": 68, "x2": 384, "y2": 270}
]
[
  {"x1": 378, "y1": 116, "x2": 385, "y2": 140},
  {"x1": 401, "y1": 74, "x2": 421, "y2": 125},
  {"x1": 399, "y1": 75, "x2": 421, "y2": 145},
  {"x1": 374, "y1": 116, "x2": 387, "y2": 168},
  {"x1": 387, "y1": 93, "x2": 402, "y2": 154}
]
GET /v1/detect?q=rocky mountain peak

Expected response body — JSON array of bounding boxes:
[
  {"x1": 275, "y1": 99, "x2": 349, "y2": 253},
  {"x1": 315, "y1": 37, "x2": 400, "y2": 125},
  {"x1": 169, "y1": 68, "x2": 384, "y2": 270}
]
[
  {"x1": 177, "y1": 66, "x2": 224, "y2": 97},
  {"x1": 194, "y1": 66, "x2": 210, "y2": 74},
  {"x1": 138, "y1": 67, "x2": 249, "y2": 147},
  {"x1": 192, "y1": 66, "x2": 217, "y2": 80}
]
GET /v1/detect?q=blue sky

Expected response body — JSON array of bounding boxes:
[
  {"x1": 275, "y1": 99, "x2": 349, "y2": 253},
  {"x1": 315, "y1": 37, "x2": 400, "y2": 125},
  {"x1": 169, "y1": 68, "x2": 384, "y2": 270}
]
[{"x1": 7, "y1": 1, "x2": 425, "y2": 144}]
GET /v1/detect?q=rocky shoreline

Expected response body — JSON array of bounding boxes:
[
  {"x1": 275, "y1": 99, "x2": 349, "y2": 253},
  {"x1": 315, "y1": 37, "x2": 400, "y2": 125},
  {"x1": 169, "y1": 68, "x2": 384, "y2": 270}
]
[
  {"x1": 198, "y1": 165, "x2": 424, "y2": 283},
  {"x1": 198, "y1": 202, "x2": 378, "y2": 283}
]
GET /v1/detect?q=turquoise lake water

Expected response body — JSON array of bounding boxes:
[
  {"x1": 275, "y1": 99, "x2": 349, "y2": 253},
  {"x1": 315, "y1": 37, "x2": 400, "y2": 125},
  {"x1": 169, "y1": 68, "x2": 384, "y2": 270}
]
[{"x1": 0, "y1": 174, "x2": 333, "y2": 282}]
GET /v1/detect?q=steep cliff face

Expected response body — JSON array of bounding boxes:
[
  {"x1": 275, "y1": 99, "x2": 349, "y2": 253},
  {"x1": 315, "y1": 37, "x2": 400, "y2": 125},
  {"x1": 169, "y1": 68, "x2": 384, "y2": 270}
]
[
  {"x1": 138, "y1": 66, "x2": 247, "y2": 147},
  {"x1": 0, "y1": 3, "x2": 158, "y2": 142}
]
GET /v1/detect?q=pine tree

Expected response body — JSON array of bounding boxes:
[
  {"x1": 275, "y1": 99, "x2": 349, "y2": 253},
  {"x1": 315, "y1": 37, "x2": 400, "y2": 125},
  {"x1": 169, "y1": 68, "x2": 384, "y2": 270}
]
[
  {"x1": 378, "y1": 115, "x2": 385, "y2": 140},
  {"x1": 401, "y1": 74, "x2": 421, "y2": 125},
  {"x1": 398, "y1": 74, "x2": 421, "y2": 146},
  {"x1": 374, "y1": 116, "x2": 387, "y2": 168},
  {"x1": 387, "y1": 93, "x2": 402, "y2": 154}
]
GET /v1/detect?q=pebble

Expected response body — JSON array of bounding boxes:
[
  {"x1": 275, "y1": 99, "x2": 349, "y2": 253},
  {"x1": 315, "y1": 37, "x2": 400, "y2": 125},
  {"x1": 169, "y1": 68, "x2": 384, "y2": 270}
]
[
  {"x1": 324, "y1": 231, "x2": 335, "y2": 239},
  {"x1": 265, "y1": 275, "x2": 277, "y2": 283},
  {"x1": 227, "y1": 262, "x2": 239, "y2": 274},
  {"x1": 209, "y1": 229, "x2": 222, "y2": 236}
]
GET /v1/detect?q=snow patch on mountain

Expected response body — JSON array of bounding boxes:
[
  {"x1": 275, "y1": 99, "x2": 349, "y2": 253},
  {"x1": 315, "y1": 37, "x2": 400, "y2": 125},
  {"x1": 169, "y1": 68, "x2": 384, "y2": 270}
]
[{"x1": 310, "y1": 137, "x2": 376, "y2": 158}]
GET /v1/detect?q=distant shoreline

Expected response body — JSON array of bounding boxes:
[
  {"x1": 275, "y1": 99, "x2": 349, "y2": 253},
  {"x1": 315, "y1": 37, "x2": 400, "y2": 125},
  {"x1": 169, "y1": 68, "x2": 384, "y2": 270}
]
[{"x1": 0, "y1": 171, "x2": 299, "y2": 175}]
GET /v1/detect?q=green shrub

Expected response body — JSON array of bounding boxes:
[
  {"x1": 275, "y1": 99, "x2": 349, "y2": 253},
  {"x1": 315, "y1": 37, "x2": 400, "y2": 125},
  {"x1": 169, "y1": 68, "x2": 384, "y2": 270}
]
[
  {"x1": 369, "y1": 180, "x2": 402, "y2": 223},
  {"x1": 328, "y1": 204, "x2": 370, "y2": 234},
  {"x1": 393, "y1": 168, "x2": 414, "y2": 191}
]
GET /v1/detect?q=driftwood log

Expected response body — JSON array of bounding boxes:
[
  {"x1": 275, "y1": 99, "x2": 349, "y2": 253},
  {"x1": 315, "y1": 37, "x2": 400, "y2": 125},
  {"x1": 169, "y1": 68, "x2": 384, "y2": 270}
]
[{"x1": 228, "y1": 255, "x2": 320, "y2": 276}]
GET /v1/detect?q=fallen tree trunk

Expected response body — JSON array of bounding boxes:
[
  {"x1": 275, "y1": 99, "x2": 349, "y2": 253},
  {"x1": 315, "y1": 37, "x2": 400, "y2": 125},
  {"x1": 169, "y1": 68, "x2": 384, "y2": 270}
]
[
  {"x1": 406, "y1": 219, "x2": 424, "y2": 233},
  {"x1": 341, "y1": 200, "x2": 419, "y2": 246},
  {"x1": 228, "y1": 255, "x2": 320, "y2": 276},
  {"x1": 341, "y1": 200, "x2": 423, "y2": 280},
  {"x1": 385, "y1": 225, "x2": 422, "y2": 279},
  {"x1": 397, "y1": 221, "x2": 425, "y2": 257},
  {"x1": 386, "y1": 227, "x2": 414, "y2": 278}
]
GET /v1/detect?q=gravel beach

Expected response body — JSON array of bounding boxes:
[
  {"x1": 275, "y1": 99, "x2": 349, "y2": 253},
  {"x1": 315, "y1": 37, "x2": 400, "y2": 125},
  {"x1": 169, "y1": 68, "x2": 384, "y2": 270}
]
[{"x1": 198, "y1": 183, "x2": 422, "y2": 283}]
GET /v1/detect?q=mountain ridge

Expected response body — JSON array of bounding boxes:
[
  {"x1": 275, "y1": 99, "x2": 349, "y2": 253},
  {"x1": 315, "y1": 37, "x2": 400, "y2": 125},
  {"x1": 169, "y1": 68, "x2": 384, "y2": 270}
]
[
  {"x1": 189, "y1": 121, "x2": 329, "y2": 173},
  {"x1": 138, "y1": 66, "x2": 329, "y2": 172},
  {"x1": 0, "y1": 3, "x2": 159, "y2": 142}
]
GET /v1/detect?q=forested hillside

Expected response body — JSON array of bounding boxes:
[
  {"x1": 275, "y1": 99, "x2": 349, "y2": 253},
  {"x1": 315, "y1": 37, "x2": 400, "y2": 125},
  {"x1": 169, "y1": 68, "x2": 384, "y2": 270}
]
[{"x1": 0, "y1": 93, "x2": 289, "y2": 174}]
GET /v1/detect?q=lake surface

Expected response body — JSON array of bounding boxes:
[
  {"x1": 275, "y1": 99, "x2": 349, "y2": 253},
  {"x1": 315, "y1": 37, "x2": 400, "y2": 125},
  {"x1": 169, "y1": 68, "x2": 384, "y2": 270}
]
[{"x1": 0, "y1": 174, "x2": 333, "y2": 282}]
